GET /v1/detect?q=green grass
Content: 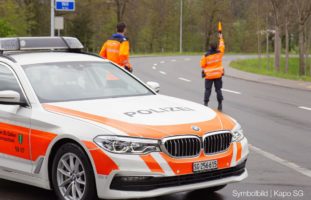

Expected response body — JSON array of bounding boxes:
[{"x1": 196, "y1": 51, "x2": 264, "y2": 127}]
[
  {"x1": 131, "y1": 52, "x2": 254, "y2": 57},
  {"x1": 230, "y1": 57, "x2": 311, "y2": 82},
  {"x1": 131, "y1": 52, "x2": 202, "y2": 56}
]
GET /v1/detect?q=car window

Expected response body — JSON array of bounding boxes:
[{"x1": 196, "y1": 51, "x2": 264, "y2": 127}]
[
  {"x1": 0, "y1": 64, "x2": 26, "y2": 102},
  {"x1": 22, "y1": 61, "x2": 153, "y2": 103}
]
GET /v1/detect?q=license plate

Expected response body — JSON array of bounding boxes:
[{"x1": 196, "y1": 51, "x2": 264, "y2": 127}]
[{"x1": 193, "y1": 160, "x2": 218, "y2": 173}]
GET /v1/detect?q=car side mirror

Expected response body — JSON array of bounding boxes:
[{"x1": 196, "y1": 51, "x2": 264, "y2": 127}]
[
  {"x1": 0, "y1": 90, "x2": 27, "y2": 106},
  {"x1": 146, "y1": 81, "x2": 160, "y2": 93}
]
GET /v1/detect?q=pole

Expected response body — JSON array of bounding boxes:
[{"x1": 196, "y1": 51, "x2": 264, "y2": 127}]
[
  {"x1": 256, "y1": 0, "x2": 261, "y2": 69},
  {"x1": 51, "y1": 0, "x2": 55, "y2": 37},
  {"x1": 266, "y1": 31, "x2": 269, "y2": 70},
  {"x1": 179, "y1": 0, "x2": 183, "y2": 53},
  {"x1": 266, "y1": 15, "x2": 269, "y2": 70}
]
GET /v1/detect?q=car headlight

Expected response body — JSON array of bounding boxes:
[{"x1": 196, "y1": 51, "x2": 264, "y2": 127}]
[
  {"x1": 94, "y1": 136, "x2": 161, "y2": 154},
  {"x1": 231, "y1": 123, "x2": 244, "y2": 142}
]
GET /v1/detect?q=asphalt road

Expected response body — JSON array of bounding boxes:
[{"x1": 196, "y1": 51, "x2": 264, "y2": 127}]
[
  {"x1": 132, "y1": 55, "x2": 311, "y2": 200},
  {"x1": 1, "y1": 55, "x2": 311, "y2": 200}
]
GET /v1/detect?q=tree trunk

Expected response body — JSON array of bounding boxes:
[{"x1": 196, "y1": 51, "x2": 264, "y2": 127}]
[
  {"x1": 115, "y1": 0, "x2": 127, "y2": 22},
  {"x1": 304, "y1": 24, "x2": 309, "y2": 70},
  {"x1": 285, "y1": 17, "x2": 289, "y2": 73},
  {"x1": 299, "y1": 23, "x2": 305, "y2": 75},
  {"x1": 308, "y1": 24, "x2": 311, "y2": 76},
  {"x1": 310, "y1": 26, "x2": 311, "y2": 76},
  {"x1": 257, "y1": 0, "x2": 261, "y2": 69},
  {"x1": 266, "y1": 33, "x2": 270, "y2": 70},
  {"x1": 204, "y1": 31, "x2": 212, "y2": 51},
  {"x1": 270, "y1": 0, "x2": 281, "y2": 72},
  {"x1": 266, "y1": 15, "x2": 270, "y2": 70},
  {"x1": 204, "y1": 13, "x2": 216, "y2": 51},
  {"x1": 274, "y1": 26, "x2": 281, "y2": 72}
]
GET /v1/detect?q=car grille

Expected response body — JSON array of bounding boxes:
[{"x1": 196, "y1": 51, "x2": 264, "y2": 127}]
[
  {"x1": 162, "y1": 131, "x2": 232, "y2": 158},
  {"x1": 110, "y1": 160, "x2": 247, "y2": 191},
  {"x1": 204, "y1": 132, "x2": 232, "y2": 154},
  {"x1": 163, "y1": 137, "x2": 201, "y2": 157}
]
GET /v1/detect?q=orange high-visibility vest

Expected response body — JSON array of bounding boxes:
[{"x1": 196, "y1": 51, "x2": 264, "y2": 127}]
[
  {"x1": 200, "y1": 38, "x2": 225, "y2": 80},
  {"x1": 99, "y1": 36, "x2": 130, "y2": 68}
]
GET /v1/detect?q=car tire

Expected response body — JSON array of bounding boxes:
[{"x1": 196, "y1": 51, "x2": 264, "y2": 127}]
[{"x1": 51, "y1": 142, "x2": 97, "y2": 200}]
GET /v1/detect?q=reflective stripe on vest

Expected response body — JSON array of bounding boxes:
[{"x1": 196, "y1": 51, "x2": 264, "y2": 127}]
[
  {"x1": 106, "y1": 40, "x2": 121, "y2": 64},
  {"x1": 203, "y1": 53, "x2": 223, "y2": 79},
  {"x1": 205, "y1": 54, "x2": 222, "y2": 67},
  {"x1": 204, "y1": 66, "x2": 224, "y2": 79}
]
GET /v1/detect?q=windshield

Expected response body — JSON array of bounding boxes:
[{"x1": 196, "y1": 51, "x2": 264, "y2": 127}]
[{"x1": 22, "y1": 61, "x2": 153, "y2": 103}]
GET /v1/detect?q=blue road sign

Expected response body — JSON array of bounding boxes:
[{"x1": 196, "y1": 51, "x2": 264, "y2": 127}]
[{"x1": 55, "y1": 0, "x2": 75, "y2": 11}]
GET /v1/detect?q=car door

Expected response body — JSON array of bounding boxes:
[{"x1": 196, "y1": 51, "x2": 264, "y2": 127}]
[{"x1": 0, "y1": 63, "x2": 32, "y2": 173}]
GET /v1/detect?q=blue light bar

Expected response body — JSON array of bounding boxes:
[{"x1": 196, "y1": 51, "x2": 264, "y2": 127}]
[{"x1": 0, "y1": 37, "x2": 83, "y2": 52}]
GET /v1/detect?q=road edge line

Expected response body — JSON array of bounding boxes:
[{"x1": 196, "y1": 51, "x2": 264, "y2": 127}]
[{"x1": 250, "y1": 145, "x2": 311, "y2": 178}]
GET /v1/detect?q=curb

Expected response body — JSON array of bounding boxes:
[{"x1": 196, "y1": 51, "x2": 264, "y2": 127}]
[{"x1": 225, "y1": 73, "x2": 311, "y2": 92}]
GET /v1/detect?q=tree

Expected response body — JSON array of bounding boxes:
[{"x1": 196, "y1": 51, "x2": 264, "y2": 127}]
[
  {"x1": 0, "y1": 19, "x2": 14, "y2": 37},
  {"x1": 0, "y1": 0, "x2": 30, "y2": 36},
  {"x1": 199, "y1": 0, "x2": 226, "y2": 51},
  {"x1": 284, "y1": 0, "x2": 294, "y2": 73},
  {"x1": 295, "y1": 0, "x2": 311, "y2": 76},
  {"x1": 270, "y1": 0, "x2": 283, "y2": 72},
  {"x1": 115, "y1": 0, "x2": 129, "y2": 22}
]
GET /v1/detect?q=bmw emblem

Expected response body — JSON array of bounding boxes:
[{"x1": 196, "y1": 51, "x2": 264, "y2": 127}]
[{"x1": 192, "y1": 126, "x2": 201, "y2": 132}]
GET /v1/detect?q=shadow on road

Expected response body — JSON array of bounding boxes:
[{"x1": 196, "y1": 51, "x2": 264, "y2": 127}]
[
  {"x1": 0, "y1": 178, "x2": 56, "y2": 200},
  {"x1": 143, "y1": 190, "x2": 224, "y2": 200},
  {"x1": 0, "y1": 178, "x2": 225, "y2": 200}
]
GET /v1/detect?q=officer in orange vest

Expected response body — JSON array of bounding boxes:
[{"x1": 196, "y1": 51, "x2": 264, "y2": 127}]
[
  {"x1": 99, "y1": 22, "x2": 132, "y2": 72},
  {"x1": 200, "y1": 32, "x2": 225, "y2": 110}
]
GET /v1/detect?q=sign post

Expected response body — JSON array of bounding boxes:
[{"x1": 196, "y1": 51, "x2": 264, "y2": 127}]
[
  {"x1": 51, "y1": 0, "x2": 55, "y2": 37},
  {"x1": 51, "y1": 0, "x2": 75, "y2": 37},
  {"x1": 179, "y1": 0, "x2": 183, "y2": 53}
]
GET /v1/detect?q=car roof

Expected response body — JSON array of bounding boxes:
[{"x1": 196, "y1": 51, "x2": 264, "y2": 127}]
[{"x1": 6, "y1": 51, "x2": 107, "y2": 65}]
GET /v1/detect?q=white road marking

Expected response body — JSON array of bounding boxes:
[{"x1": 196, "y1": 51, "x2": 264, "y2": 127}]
[
  {"x1": 178, "y1": 77, "x2": 191, "y2": 82},
  {"x1": 159, "y1": 71, "x2": 167, "y2": 75},
  {"x1": 184, "y1": 58, "x2": 191, "y2": 61},
  {"x1": 152, "y1": 66, "x2": 157, "y2": 70},
  {"x1": 171, "y1": 59, "x2": 177, "y2": 62},
  {"x1": 250, "y1": 145, "x2": 311, "y2": 178},
  {"x1": 153, "y1": 63, "x2": 158, "y2": 66},
  {"x1": 160, "y1": 61, "x2": 165, "y2": 64},
  {"x1": 298, "y1": 106, "x2": 311, "y2": 111},
  {"x1": 221, "y1": 88, "x2": 241, "y2": 95}
]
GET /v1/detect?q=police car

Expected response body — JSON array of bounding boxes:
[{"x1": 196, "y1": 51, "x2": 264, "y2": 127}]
[{"x1": 0, "y1": 37, "x2": 248, "y2": 200}]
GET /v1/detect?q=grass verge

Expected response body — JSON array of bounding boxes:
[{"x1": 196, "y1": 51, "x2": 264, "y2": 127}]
[
  {"x1": 230, "y1": 57, "x2": 311, "y2": 82},
  {"x1": 132, "y1": 52, "x2": 201, "y2": 56},
  {"x1": 131, "y1": 52, "x2": 255, "y2": 57}
]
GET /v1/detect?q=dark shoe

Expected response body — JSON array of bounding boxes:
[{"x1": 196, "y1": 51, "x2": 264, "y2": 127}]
[
  {"x1": 204, "y1": 102, "x2": 208, "y2": 106},
  {"x1": 218, "y1": 102, "x2": 222, "y2": 111}
]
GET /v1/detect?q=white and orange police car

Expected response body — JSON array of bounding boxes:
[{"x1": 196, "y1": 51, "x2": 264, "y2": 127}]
[{"x1": 0, "y1": 37, "x2": 248, "y2": 200}]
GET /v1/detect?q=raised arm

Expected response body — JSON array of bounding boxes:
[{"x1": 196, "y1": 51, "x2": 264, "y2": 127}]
[{"x1": 218, "y1": 34, "x2": 225, "y2": 54}]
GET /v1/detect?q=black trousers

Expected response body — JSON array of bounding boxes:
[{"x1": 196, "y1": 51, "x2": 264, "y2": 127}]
[{"x1": 204, "y1": 78, "x2": 223, "y2": 103}]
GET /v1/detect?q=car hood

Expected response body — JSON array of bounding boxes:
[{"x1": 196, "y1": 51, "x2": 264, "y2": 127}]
[{"x1": 43, "y1": 95, "x2": 235, "y2": 139}]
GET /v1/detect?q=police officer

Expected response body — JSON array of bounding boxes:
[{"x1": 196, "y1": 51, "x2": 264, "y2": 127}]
[
  {"x1": 99, "y1": 22, "x2": 132, "y2": 72},
  {"x1": 200, "y1": 33, "x2": 225, "y2": 111}
]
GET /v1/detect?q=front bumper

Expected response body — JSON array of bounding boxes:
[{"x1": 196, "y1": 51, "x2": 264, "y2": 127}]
[
  {"x1": 111, "y1": 160, "x2": 246, "y2": 191},
  {"x1": 94, "y1": 137, "x2": 249, "y2": 199},
  {"x1": 97, "y1": 165, "x2": 247, "y2": 199}
]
